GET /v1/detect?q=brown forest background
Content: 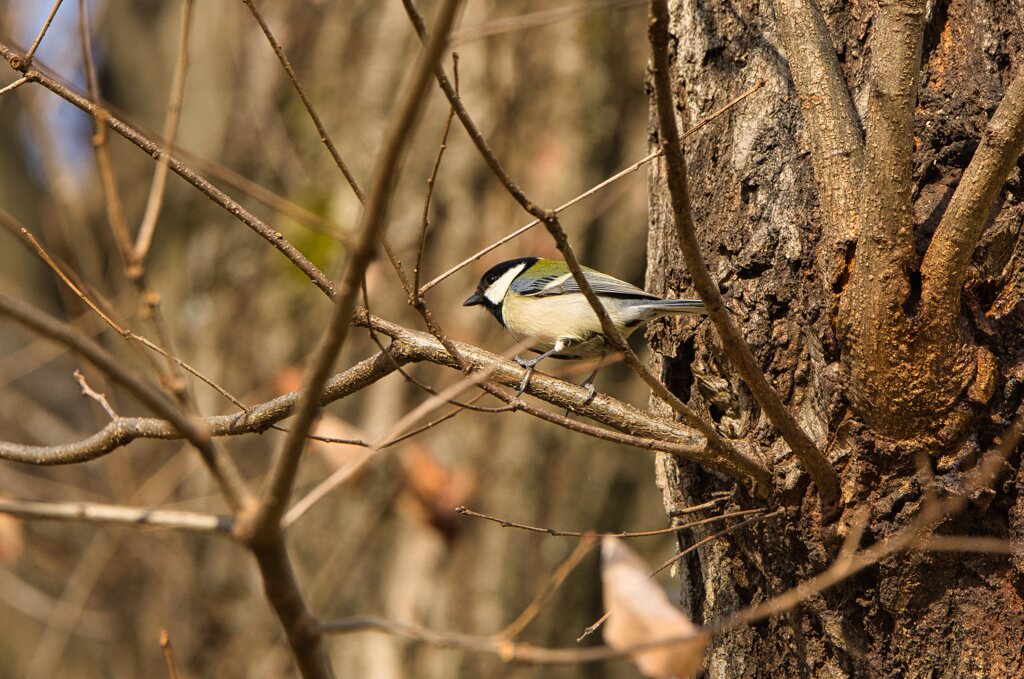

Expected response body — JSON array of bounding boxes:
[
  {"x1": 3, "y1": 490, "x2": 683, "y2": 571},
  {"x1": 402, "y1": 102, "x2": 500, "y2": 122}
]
[{"x1": 0, "y1": 1, "x2": 682, "y2": 677}]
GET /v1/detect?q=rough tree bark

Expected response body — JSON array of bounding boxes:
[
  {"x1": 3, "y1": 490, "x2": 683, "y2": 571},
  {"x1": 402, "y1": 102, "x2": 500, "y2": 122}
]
[{"x1": 648, "y1": 0, "x2": 1024, "y2": 675}]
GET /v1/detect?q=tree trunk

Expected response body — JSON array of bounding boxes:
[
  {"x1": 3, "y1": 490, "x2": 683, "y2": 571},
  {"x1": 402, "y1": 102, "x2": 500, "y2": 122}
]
[{"x1": 648, "y1": 0, "x2": 1024, "y2": 674}]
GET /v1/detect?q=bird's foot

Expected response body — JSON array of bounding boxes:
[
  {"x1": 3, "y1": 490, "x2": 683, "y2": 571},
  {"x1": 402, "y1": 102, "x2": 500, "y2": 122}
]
[{"x1": 514, "y1": 356, "x2": 539, "y2": 397}]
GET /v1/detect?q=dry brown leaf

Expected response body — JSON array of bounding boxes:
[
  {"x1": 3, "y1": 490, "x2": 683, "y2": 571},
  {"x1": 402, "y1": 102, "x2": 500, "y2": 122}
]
[
  {"x1": 399, "y1": 446, "x2": 476, "y2": 537},
  {"x1": 601, "y1": 537, "x2": 708, "y2": 678}
]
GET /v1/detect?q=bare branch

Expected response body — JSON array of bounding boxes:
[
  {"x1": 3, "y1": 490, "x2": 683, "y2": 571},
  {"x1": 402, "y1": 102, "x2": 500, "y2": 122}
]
[
  {"x1": 319, "y1": 614, "x2": 709, "y2": 665},
  {"x1": 78, "y1": 0, "x2": 134, "y2": 260},
  {"x1": 0, "y1": 498, "x2": 231, "y2": 534},
  {"x1": 133, "y1": 0, "x2": 194, "y2": 269},
  {"x1": 650, "y1": 509, "x2": 785, "y2": 576},
  {"x1": 0, "y1": 39, "x2": 336, "y2": 298},
  {"x1": 0, "y1": 349, "x2": 403, "y2": 465},
  {"x1": 250, "y1": 536, "x2": 333, "y2": 679},
  {"x1": 498, "y1": 537, "x2": 597, "y2": 641},
  {"x1": 24, "y1": 0, "x2": 65, "y2": 63},
  {"x1": 414, "y1": 54, "x2": 458, "y2": 296},
  {"x1": 648, "y1": 0, "x2": 838, "y2": 505},
  {"x1": 857, "y1": 0, "x2": 926, "y2": 271},
  {"x1": 0, "y1": 294, "x2": 252, "y2": 510},
  {"x1": 773, "y1": 0, "x2": 864, "y2": 279},
  {"x1": 0, "y1": 75, "x2": 29, "y2": 96},
  {"x1": 73, "y1": 369, "x2": 118, "y2": 420},
  {"x1": 243, "y1": 0, "x2": 463, "y2": 544},
  {"x1": 921, "y1": 69, "x2": 1024, "y2": 313},
  {"x1": 455, "y1": 506, "x2": 764, "y2": 539}
]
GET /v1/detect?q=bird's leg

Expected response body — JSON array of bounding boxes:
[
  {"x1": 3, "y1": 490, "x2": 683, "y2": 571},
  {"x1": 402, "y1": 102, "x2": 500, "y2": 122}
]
[
  {"x1": 579, "y1": 366, "x2": 601, "y2": 405},
  {"x1": 514, "y1": 339, "x2": 570, "y2": 397}
]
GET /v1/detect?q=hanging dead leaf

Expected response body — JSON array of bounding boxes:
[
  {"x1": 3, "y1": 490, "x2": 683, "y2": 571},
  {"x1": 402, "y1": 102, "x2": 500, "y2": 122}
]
[
  {"x1": 601, "y1": 537, "x2": 708, "y2": 678},
  {"x1": 399, "y1": 445, "x2": 476, "y2": 537}
]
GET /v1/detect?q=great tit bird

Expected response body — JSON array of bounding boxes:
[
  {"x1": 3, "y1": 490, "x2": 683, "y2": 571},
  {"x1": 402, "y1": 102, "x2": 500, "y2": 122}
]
[{"x1": 463, "y1": 257, "x2": 706, "y2": 399}]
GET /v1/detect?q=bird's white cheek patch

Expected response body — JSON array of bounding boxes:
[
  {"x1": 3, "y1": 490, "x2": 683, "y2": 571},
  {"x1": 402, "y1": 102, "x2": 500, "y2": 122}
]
[{"x1": 483, "y1": 263, "x2": 527, "y2": 305}]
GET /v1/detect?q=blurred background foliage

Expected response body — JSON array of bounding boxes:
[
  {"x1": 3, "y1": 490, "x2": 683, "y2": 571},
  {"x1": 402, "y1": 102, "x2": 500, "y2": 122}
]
[{"x1": 0, "y1": 1, "x2": 685, "y2": 676}]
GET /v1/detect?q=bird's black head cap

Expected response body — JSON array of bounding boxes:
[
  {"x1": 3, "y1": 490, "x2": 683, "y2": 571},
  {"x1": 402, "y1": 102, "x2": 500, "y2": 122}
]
[{"x1": 463, "y1": 256, "x2": 538, "y2": 324}]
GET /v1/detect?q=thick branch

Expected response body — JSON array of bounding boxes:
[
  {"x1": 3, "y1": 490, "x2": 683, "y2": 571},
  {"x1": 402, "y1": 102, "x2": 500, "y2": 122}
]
[
  {"x1": 773, "y1": 0, "x2": 864, "y2": 279},
  {"x1": 0, "y1": 321, "x2": 768, "y2": 486},
  {"x1": 358, "y1": 311, "x2": 771, "y2": 486},
  {"x1": 921, "y1": 69, "x2": 1024, "y2": 313},
  {"x1": 858, "y1": 0, "x2": 926, "y2": 271},
  {"x1": 251, "y1": 535, "x2": 334, "y2": 679},
  {"x1": 648, "y1": 0, "x2": 838, "y2": 505},
  {"x1": 0, "y1": 40, "x2": 336, "y2": 299}
]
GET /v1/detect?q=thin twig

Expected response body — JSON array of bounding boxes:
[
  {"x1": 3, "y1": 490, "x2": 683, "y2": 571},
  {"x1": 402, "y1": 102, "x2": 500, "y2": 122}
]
[
  {"x1": 240, "y1": 0, "x2": 365, "y2": 204},
  {"x1": 319, "y1": 614, "x2": 707, "y2": 664},
  {"x1": 451, "y1": 0, "x2": 646, "y2": 45},
  {"x1": 650, "y1": 509, "x2": 784, "y2": 576},
  {"x1": 24, "y1": 0, "x2": 65, "y2": 62},
  {"x1": 498, "y1": 537, "x2": 598, "y2": 641},
  {"x1": 78, "y1": 0, "x2": 133, "y2": 260},
  {"x1": 72, "y1": 369, "x2": 118, "y2": 420},
  {"x1": 0, "y1": 212, "x2": 249, "y2": 412},
  {"x1": 914, "y1": 535, "x2": 1024, "y2": 554},
  {"x1": 414, "y1": 53, "x2": 458, "y2": 297},
  {"x1": 0, "y1": 76, "x2": 29, "y2": 96},
  {"x1": 648, "y1": 0, "x2": 837, "y2": 505},
  {"x1": 456, "y1": 506, "x2": 763, "y2": 538},
  {"x1": 577, "y1": 508, "x2": 784, "y2": 640},
  {"x1": 133, "y1": 0, "x2": 194, "y2": 269},
  {"x1": 171, "y1": 144, "x2": 353, "y2": 242},
  {"x1": 159, "y1": 629, "x2": 181, "y2": 679}
]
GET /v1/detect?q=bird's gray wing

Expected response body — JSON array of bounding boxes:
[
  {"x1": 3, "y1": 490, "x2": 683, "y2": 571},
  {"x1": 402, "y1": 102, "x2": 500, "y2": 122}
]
[{"x1": 519, "y1": 269, "x2": 661, "y2": 300}]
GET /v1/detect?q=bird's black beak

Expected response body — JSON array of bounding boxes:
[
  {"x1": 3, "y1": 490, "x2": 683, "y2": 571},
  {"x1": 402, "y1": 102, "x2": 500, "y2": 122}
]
[{"x1": 463, "y1": 292, "x2": 484, "y2": 307}]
